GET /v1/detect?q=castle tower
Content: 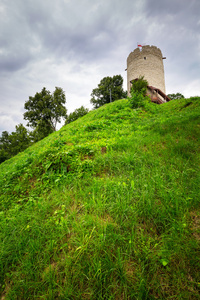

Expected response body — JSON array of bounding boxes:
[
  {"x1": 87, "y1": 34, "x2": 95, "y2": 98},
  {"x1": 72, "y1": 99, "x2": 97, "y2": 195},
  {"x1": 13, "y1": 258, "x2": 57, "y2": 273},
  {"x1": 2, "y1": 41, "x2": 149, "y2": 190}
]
[{"x1": 127, "y1": 45, "x2": 166, "y2": 96}]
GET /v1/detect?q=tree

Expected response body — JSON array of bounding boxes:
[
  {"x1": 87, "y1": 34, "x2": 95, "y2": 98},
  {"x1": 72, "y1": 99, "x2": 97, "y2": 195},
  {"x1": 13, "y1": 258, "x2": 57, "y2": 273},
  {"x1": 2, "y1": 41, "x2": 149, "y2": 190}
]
[
  {"x1": 167, "y1": 93, "x2": 185, "y2": 100},
  {"x1": 0, "y1": 124, "x2": 31, "y2": 163},
  {"x1": 129, "y1": 76, "x2": 150, "y2": 109},
  {"x1": 0, "y1": 131, "x2": 11, "y2": 163},
  {"x1": 90, "y1": 75, "x2": 127, "y2": 109},
  {"x1": 29, "y1": 122, "x2": 54, "y2": 143},
  {"x1": 130, "y1": 76, "x2": 148, "y2": 96},
  {"x1": 24, "y1": 87, "x2": 67, "y2": 140},
  {"x1": 10, "y1": 124, "x2": 31, "y2": 154},
  {"x1": 65, "y1": 106, "x2": 89, "y2": 125}
]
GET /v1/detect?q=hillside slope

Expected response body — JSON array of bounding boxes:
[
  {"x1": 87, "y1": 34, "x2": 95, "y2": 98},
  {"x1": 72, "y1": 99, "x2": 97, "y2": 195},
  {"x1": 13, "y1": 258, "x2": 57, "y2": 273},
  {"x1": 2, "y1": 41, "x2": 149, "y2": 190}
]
[{"x1": 0, "y1": 97, "x2": 200, "y2": 299}]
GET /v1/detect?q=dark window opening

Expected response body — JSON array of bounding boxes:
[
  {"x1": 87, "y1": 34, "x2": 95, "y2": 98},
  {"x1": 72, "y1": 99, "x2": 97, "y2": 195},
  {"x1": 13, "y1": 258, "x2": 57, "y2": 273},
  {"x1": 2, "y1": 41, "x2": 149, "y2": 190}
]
[{"x1": 144, "y1": 57, "x2": 146, "y2": 60}]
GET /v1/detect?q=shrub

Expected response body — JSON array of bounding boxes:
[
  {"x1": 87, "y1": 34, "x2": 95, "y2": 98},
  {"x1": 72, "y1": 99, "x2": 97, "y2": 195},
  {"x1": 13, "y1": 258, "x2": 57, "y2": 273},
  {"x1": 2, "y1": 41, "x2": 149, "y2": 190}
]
[
  {"x1": 129, "y1": 76, "x2": 150, "y2": 109},
  {"x1": 131, "y1": 76, "x2": 148, "y2": 96}
]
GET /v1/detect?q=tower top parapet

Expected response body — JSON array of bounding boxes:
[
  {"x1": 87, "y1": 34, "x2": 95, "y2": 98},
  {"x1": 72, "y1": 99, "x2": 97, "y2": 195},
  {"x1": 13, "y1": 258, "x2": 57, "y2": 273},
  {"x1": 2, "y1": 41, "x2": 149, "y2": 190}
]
[{"x1": 127, "y1": 45, "x2": 163, "y2": 65}]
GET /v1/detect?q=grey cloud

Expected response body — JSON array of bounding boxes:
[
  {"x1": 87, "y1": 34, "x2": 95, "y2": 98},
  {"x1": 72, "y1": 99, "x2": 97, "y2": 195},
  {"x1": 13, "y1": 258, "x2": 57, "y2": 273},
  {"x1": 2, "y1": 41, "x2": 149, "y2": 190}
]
[
  {"x1": 145, "y1": 0, "x2": 200, "y2": 19},
  {"x1": 0, "y1": 0, "x2": 200, "y2": 134},
  {"x1": 0, "y1": 0, "x2": 146, "y2": 70},
  {"x1": 143, "y1": 0, "x2": 200, "y2": 88},
  {"x1": 0, "y1": 50, "x2": 31, "y2": 72},
  {"x1": 13, "y1": 0, "x2": 144, "y2": 61}
]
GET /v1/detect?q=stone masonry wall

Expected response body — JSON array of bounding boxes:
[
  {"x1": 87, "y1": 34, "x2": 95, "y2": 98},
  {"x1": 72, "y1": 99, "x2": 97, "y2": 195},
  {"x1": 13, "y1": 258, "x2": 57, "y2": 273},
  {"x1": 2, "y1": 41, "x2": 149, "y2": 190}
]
[{"x1": 127, "y1": 45, "x2": 166, "y2": 96}]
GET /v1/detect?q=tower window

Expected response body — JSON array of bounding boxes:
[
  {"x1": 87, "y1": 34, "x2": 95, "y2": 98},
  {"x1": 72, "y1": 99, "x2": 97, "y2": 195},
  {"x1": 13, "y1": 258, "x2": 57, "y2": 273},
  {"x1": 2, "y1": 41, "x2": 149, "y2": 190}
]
[{"x1": 144, "y1": 57, "x2": 146, "y2": 60}]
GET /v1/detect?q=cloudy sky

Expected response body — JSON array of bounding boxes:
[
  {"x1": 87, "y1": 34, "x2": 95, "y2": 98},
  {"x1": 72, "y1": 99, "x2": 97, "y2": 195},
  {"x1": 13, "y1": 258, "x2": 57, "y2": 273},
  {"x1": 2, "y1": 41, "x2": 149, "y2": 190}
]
[{"x1": 0, "y1": 0, "x2": 200, "y2": 134}]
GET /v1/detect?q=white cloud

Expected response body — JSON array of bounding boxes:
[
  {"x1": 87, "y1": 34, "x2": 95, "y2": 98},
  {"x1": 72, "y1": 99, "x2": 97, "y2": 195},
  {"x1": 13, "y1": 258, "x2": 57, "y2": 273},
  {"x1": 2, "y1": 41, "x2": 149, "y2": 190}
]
[{"x1": 182, "y1": 79, "x2": 200, "y2": 98}]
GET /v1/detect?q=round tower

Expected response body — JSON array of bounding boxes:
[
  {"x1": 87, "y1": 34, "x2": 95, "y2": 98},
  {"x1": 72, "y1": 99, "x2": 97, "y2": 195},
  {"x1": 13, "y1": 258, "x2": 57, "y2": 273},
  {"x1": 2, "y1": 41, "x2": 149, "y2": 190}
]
[{"x1": 127, "y1": 45, "x2": 166, "y2": 96}]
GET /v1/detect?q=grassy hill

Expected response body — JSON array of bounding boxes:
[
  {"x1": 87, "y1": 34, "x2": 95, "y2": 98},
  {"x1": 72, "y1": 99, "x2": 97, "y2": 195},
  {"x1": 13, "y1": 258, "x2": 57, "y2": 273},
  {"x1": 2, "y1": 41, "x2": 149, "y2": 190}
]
[{"x1": 0, "y1": 97, "x2": 200, "y2": 299}]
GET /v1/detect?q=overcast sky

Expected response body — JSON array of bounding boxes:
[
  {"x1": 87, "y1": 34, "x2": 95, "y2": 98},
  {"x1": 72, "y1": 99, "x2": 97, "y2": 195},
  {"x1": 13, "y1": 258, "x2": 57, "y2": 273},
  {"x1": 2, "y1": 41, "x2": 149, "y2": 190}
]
[{"x1": 0, "y1": 0, "x2": 200, "y2": 134}]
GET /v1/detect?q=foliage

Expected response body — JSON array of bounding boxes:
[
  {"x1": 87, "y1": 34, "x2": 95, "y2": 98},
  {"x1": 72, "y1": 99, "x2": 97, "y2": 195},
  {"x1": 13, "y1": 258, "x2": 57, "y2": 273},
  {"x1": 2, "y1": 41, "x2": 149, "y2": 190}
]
[
  {"x1": 130, "y1": 76, "x2": 148, "y2": 96},
  {"x1": 90, "y1": 75, "x2": 127, "y2": 108},
  {"x1": 24, "y1": 87, "x2": 67, "y2": 140},
  {"x1": 29, "y1": 120, "x2": 55, "y2": 142},
  {"x1": 0, "y1": 124, "x2": 31, "y2": 163},
  {"x1": 65, "y1": 106, "x2": 89, "y2": 125},
  {"x1": 129, "y1": 90, "x2": 151, "y2": 109},
  {"x1": 167, "y1": 93, "x2": 185, "y2": 100},
  {"x1": 0, "y1": 97, "x2": 200, "y2": 299},
  {"x1": 0, "y1": 87, "x2": 67, "y2": 162},
  {"x1": 129, "y1": 76, "x2": 150, "y2": 108}
]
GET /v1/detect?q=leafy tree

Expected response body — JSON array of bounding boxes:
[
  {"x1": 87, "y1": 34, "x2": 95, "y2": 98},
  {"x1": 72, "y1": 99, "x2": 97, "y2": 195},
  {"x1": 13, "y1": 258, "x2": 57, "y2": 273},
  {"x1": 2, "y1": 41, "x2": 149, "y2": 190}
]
[
  {"x1": 29, "y1": 122, "x2": 54, "y2": 143},
  {"x1": 0, "y1": 124, "x2": 31, "y2": 163},
  {"x1": 90, "y1": 75, "x2": 127, "y2": 109},
  {"x1": 10, "y1": 124, "x2": 31, "y2": 154},
  {"x1": 24, "y1": 87, "x2": 67, "y2": 140},
  {"x1": 0, "y1": 131, "x2": 10, "y2": 163},
  {"x1": 167, "y1": 93, "x2": 185, "y2": 100},
  {"x1": 131, "y1": 76, "x2": 148, "y2": 95},
  {"x1": 129, "y1": 76, "x2": 150, "y2": 108},
  {"x1": 65, "y1": 106, "x2": 89, "y2": 125}
]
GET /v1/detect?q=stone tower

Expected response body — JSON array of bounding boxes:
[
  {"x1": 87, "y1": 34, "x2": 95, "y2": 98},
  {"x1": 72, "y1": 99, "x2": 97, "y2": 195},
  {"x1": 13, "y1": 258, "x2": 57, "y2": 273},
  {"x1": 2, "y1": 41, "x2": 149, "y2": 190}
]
[{"x1": 127, "y1": 45, "x2": 166, "y2": 96}]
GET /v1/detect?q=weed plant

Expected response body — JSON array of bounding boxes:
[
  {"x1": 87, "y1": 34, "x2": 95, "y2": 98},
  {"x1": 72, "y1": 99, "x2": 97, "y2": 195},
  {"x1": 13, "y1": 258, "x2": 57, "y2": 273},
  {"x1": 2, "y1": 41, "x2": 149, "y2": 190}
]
[{"x1": 0, "y1": 97, "x2": 200, "y2": 299}]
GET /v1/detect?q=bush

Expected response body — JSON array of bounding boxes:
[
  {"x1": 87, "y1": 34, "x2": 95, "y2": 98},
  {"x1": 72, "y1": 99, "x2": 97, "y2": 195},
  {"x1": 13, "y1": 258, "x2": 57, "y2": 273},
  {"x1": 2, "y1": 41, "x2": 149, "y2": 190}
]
[
  {"x1": 129, "y1": 90, "x2": 150, "y2": 109},
  {"x1": 128, "y1": 76, "x2": 150, "y2": 109},
  {"x1": 131, "y1": 76, "x2": 148, "y2": 96},
  {"x1": 65, "y1": 106, "x2": 89, "y2": 125},
  {"x1": 167, "y1": 93, "x2": 185, "y2": 100}
]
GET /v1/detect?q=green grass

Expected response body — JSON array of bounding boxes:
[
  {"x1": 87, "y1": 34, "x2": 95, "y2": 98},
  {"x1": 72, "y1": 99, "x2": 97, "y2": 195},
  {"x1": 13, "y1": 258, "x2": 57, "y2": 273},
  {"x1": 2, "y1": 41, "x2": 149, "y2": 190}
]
[{"x1": 0, "y1": 97, "x2": 200, "y2": 299}]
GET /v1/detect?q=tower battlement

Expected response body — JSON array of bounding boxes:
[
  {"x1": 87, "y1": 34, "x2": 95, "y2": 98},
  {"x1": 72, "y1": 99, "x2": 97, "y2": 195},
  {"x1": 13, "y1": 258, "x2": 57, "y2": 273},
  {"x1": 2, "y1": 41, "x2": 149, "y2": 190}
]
[{"x1": 127, "y1": 45, "x2": 166, "y2": 96}]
